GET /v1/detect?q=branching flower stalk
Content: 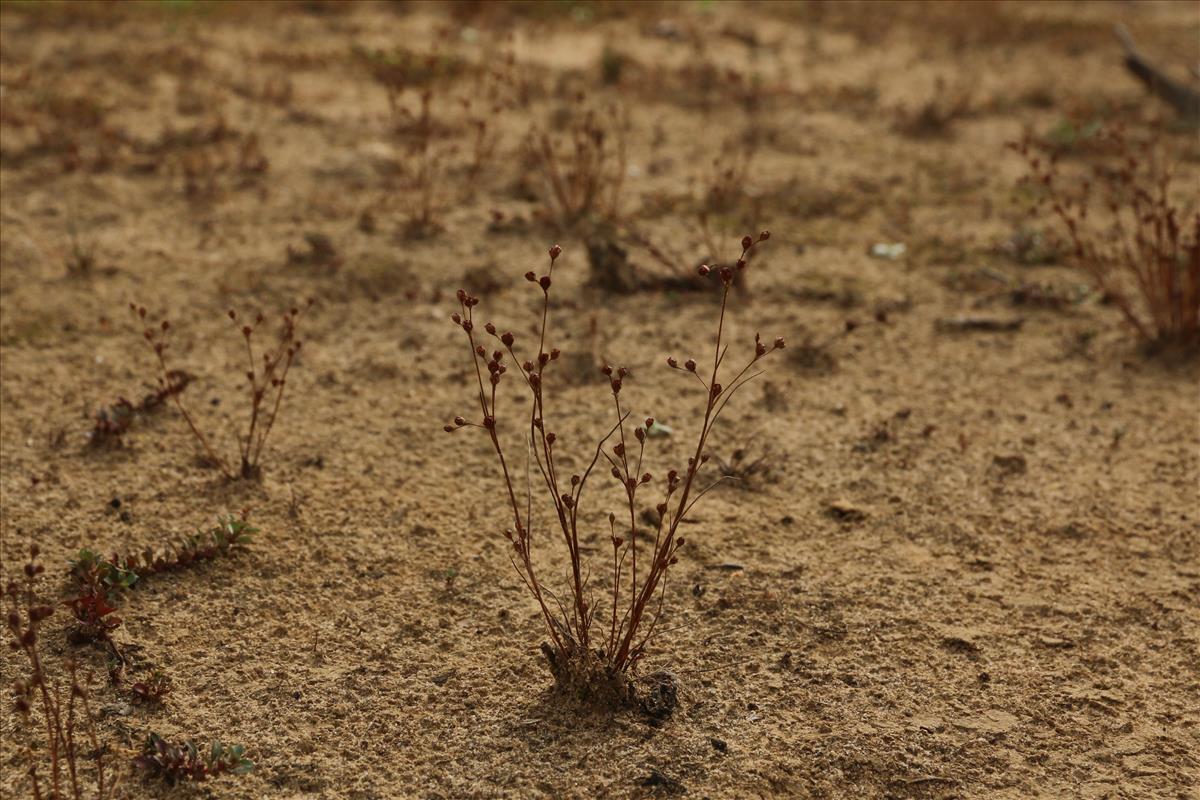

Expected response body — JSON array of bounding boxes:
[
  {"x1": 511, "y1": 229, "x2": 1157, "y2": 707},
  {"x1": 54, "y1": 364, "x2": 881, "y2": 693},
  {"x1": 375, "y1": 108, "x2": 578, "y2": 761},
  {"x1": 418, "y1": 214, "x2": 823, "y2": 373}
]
[
  {"x1": 527, "y1": 106, "x2": 627, "y2": 229},
  {"x1": 446, "y1": 233, "x2": 782, "y2": 689},
  {"x1": 6, "y1": 546, "x2": 110, "y2": 800},
  {"x1": 131, "y1": 303, "x2": 306, "y2": 479}
]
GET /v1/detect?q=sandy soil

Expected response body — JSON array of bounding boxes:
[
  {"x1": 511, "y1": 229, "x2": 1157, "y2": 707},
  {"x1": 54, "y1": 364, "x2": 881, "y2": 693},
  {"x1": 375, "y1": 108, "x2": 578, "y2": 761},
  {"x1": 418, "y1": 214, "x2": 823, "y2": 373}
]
[{"x1": 1, "y1": 1, "x2": 1198, "y2": 798}]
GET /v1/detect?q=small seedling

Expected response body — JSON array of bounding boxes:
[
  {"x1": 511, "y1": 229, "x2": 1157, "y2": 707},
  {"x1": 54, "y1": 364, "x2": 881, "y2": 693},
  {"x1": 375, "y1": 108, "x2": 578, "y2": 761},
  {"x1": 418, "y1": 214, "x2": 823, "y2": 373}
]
[
  {"x1": 134, "y1": 734, "x2": 253, "y2": 785},
  {"x1": 64, "y1": 589, "x2": 124, "y2": 644},
  {"x1": 71, "y1": 516, "x2": 254, "y2": 594},
  {"x1": 131, "y1": 671, "x2": 173, "y2": 704},
  {"x1": 446, "y1": 234, "x2": 783, "y2": 705},
  {"x1": 130, "y1": 302, "x2": 307, "y2": 479},
  {"x1": 67, "y1": 516, "x2": 254, "y2": 643}
]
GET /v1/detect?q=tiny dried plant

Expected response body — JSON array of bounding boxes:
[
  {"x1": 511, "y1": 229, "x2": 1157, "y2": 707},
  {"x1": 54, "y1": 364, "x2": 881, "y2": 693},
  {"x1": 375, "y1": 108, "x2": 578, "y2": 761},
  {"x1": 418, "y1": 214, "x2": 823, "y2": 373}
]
[
  {"x1": 88, "y1": 370, "x2": 192, "y2": 448},
  {"x1": 708, "y1": 435, "x2": 780, "y2": 491},
  {"x1": 893, "y1": 76, "x2": 974, "y2": 139},
  {"x1": 134, "y1": 734, "x2": 253, "y2": 785},
  {"x1": 445, "y1": 233, "x2": 783, "y2": 707},
  {"x1": 1010, "y1": 129, "x2": 1200, "y2": 348},
  {"x1": 360, "y1": 42, "x2": 485, "y2": 238},
  {"x1": 6, "y1": 545, "x2": 113, "y2": 800},
  {"x1": 525, "y1": 104, "x2": 627, "y2": 230},
  {"x1": 130, "y1": 303, "x2": 307, "y2": 479}
]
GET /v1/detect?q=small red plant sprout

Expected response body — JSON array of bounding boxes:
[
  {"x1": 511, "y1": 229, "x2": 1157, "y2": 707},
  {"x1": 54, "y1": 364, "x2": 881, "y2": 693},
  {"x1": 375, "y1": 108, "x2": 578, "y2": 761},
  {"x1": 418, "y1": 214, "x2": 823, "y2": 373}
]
[
  {"x1": 70, "y1": 516, "x2": 254, "y2": 591},
  {"x1": 66, "y1": 515, "x2": 253, "y2": 647},
  {"x1": 131, "y1": 303, "x2": 308, "y2": 479},
  {"x1": 446, "y1": 233, "x2": 782, "y2": 706},
  {"x1": 134, "y1": 734, "x2": 253, "y2": 785},
  {"x1": 131, "y1": 671, "x2": 173, "y2": 704},
  {"x1": 64, "y1": 590, "x2": 123, "y2": 644}
]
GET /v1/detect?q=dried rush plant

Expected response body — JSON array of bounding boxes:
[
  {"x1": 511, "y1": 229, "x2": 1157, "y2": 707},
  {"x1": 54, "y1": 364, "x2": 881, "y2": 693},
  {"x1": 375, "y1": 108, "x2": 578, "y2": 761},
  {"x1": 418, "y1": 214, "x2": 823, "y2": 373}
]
[
  {"x1": 6, "y1": 546, "x2": 111, "y2": 800},
  {"x1": 131, "y1": 303, "x2": 306, "y2": 479},
  {"x1": 446, "y1": 233, "x2": 782, "y2": 707},
  {"x1": 1011, "y1": 130, "x2": 1199, "y2": 348}
]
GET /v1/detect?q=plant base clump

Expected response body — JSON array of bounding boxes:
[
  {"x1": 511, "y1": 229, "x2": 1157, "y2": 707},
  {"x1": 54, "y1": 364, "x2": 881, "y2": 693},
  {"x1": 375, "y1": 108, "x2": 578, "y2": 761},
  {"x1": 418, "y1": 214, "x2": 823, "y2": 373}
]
[
  {"x1": 541, "y1": 644, "x2": 679, "y2": 719},
  {"x1": 541, "y1": 643, "x2": 636, "y2": 708}
]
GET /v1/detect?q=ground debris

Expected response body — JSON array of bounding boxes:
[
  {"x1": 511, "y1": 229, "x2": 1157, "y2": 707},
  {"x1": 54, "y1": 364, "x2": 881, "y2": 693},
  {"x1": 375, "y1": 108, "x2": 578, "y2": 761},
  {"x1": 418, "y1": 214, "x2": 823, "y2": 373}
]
[
  {"x1": 637, "y1": 767, "x2": 686, "y2": 794},
  {"x1": 825, "y1": 499, "x2": 867, "y2": 524},
  {"x1": 936, "y1": 315, "x2": 1024, "y2": 333}
]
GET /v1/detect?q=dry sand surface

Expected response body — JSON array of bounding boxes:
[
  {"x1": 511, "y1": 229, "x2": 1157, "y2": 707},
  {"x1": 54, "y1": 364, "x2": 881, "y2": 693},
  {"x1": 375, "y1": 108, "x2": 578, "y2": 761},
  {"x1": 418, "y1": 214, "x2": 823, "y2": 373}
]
[{"x1": 1, "y1": 1, "x2": 1198, "y2": 798}]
